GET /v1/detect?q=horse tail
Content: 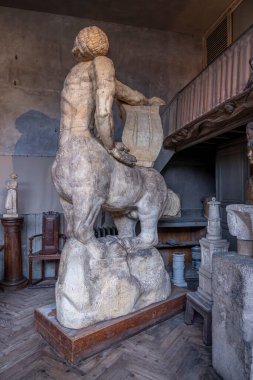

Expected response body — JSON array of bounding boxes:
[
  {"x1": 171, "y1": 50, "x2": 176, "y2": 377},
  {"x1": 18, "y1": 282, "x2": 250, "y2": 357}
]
[{"x1": 162, "y1": 188, "x2": 181, "y2": 217}]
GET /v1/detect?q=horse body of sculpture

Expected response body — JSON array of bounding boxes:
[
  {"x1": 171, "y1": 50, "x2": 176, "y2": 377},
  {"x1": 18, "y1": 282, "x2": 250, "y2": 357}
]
[{"x1": 52, "y1": 134, "x2": 168, "y2": 250}]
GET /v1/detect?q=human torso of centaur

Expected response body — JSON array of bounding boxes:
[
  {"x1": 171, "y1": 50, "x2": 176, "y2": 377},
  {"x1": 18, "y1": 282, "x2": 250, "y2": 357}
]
[{"x1": 59, "y1": 61, "x2": 95, "y2": 147}]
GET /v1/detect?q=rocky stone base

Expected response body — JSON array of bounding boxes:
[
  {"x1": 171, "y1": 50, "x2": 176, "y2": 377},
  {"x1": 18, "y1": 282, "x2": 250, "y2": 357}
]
[
  {"x1": 212, "y1": 253, "x2": 253, "y2": 380},
  {"x1": 56, "y1": 237, "x2": 171, "y2": 329}
]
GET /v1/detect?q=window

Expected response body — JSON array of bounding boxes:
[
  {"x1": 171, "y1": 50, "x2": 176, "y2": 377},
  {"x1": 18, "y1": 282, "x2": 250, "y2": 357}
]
[
  {"x1": 206, "y1": 16, "x2": 230, "y2": 65},
  {"x1": 204, "y1": 0, "x2": 253, "y2": 66}
]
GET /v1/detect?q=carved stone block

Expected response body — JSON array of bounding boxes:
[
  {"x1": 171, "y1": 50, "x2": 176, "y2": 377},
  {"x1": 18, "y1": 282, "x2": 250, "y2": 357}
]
[
  {"x1": 198, "y1": 237, "x2": 229, "y2": 303},
  {"x1": 226, "y1": 204, "x2": 253, "y2": 256},
  {"x1": 212, "y1": 253, "x2": 253, "y2": 380}
]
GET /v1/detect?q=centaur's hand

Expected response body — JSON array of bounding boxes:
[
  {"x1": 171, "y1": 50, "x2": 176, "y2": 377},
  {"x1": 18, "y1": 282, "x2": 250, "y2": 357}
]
[
  {"x1": 115, "y1": 142, "x2": 130, "y2": 153},
  {"x1": 109, "y1": 147, "x2": 137, "y2": 167},
  {"x1": 147, "y1": 97, "x2": 166, "y2": 106}
]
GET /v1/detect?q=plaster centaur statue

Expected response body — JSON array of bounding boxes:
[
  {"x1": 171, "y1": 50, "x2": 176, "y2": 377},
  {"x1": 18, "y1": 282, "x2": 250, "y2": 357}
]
[
  {"x1": 52, "y1": 26, "x2": 179, "y2": 253},
  {"x1": 51, "y1": 26, "x2": 179, "y2": 329}
]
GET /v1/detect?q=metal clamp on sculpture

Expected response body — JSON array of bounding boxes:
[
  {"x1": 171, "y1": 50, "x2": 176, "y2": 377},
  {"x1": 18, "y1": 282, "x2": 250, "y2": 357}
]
[{"x1": 51, "y1": 26, "x2": 181, "y2": 329}]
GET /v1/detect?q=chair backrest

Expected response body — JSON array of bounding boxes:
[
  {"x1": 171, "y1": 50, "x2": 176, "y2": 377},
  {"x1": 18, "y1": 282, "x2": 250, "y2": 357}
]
[{"x1": 42, "y1": 211, "x2": 60, "y2": 254}]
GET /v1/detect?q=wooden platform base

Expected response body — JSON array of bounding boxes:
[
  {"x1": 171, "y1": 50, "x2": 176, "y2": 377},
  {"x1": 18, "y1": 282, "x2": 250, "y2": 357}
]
[
  {"x1": 185, "y1": 291, "x2": 212, "y2": 346},
  {"x1": 35, "y1": 287, "x2": 186, "y2": 364}
]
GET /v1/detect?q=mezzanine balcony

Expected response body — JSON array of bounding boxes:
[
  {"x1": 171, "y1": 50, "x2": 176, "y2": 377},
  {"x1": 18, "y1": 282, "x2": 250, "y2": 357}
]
[{"x1": 162, "y1": 25, "x2": 253, "y2": 151}]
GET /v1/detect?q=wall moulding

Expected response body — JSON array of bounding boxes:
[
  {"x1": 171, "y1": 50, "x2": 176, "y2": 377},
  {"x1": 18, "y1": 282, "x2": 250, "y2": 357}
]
[{"x1": 164, "y1": 91, "x2": 253, "y2": 151}]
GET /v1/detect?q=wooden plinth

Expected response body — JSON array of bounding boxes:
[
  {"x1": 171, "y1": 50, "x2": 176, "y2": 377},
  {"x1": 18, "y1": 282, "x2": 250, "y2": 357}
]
[
  {"x1": 185, "y1": 291, "x2": 212, "y2": 346},
  {"x1": 35, "y1": 287, "x2": 186, "y2": 364},
  {"x1": 0, "y1": 217, "x2": 27, "y2": 289}
]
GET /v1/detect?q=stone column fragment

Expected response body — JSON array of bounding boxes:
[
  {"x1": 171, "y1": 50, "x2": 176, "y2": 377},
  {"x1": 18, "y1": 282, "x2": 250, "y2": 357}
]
[{"x1": 226, "y1": 204, "x2": 253, "y2": 256}]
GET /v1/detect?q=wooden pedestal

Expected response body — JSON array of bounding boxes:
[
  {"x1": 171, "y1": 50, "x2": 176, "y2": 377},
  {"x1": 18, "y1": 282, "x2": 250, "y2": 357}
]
[
  {"x1": 35, "y1": 287, "x2": 186, "y2": 364},
  {"x1": 184, "y1": 291, "x2": 212, "y2": 346},
  {"x1": 0, "y1": 217, "x2": 27, "y2": 289}
]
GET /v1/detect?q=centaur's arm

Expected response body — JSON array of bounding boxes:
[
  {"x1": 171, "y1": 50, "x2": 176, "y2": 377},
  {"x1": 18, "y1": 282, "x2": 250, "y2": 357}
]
[
  {"x1": 115, "y1": 79, "x2": 165, "y2": 106},
  {"x1": 92, "y1": 56, "x2": 136, "y2": 166},
  {"x1": 93, "y1": 56, "x2": 115, "y2": 151},
  {"x1": 115, "y1": 80, "x2": 148, "y2": 105}
]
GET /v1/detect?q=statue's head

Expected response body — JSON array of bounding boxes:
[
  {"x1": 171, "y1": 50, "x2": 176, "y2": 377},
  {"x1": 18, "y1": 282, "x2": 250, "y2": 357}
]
[
  {"x1": 224, "y1": 101, "x2": 235, "y2": 114},
  {"x1": 10, "y1": 173, "x2": 17, "y2": 180},
  {"x1": 72, "y1": 26, "x2": 109, "y2": 62}
]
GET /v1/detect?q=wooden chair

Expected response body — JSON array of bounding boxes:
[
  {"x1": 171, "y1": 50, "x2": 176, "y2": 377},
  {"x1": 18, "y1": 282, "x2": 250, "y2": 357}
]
[{"x1": 28, "y1": 211, "x2": 66, "y2": 288}]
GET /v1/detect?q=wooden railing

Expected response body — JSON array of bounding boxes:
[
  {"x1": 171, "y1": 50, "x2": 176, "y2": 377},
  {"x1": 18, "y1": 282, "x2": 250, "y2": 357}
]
[{"x1": 164, "y1": 26, "x2": 253, "y2": 138}]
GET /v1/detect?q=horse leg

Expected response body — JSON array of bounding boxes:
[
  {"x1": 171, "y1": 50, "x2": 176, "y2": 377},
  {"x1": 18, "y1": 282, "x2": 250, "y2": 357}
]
[
  {"x1": 111, "y1": 212, "x2": 137, "y2": 238},
  {"x1": 137, "y1": 211, "x2": 159, "y2": 246},
  {"x1": 72, "y1": 188, "x2": 104, "y2": 246},
  {"x1": 120, "y1": 209, "x2": 159, "y2": 251}
]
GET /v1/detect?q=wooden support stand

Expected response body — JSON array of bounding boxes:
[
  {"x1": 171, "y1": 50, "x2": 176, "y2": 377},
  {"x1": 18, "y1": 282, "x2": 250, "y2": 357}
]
[
  {"x1": 35, "y1": 288, "x2": 186, "y2": 364},
  {"x1": 185, "y1": 291, "x2": 212, "y2": 346},
  {"x1": 0, "y1": 217, "x2": 27, "y2": 289}
]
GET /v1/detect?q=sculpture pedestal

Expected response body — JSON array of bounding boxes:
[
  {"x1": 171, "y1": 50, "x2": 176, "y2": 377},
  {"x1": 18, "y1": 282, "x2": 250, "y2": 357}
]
[
  {"x1": 35, "y1": 287, "x2": 186, "y2": 364},
  {"x1": 0, "y1": 217, "x2": 27, "y2": 289}
]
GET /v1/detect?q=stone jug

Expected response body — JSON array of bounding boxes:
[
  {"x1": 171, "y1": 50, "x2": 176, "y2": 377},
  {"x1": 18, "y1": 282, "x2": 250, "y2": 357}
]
[{"x1": 172, "y1": 252, "x2": 187, "y2": 287}]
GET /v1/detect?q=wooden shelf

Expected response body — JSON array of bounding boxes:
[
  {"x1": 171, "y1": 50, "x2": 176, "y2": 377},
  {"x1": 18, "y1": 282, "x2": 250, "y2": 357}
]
[
  {"x1": 158, "y1": 220, "x2": 207, "y2": 227},
  {"x1": 158, "y1": 210, "x2": 207, "y2": 228},
  {"x1": 156, "y1": 241, "x2": 200, "y2": 249}
]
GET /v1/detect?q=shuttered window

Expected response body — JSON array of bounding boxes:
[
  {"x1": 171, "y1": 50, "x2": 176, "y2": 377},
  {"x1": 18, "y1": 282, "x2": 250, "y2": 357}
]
[{"x1": 206, "y1": 17, "x2": 229, "y2": 65}]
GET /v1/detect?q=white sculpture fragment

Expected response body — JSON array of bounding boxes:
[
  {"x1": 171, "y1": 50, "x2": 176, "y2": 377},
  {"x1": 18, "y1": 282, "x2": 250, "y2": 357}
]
[
  {"x1": 226, "y1": 204, "x2": 253, "y2": 256},
  {"x1": 3, "y1": 173, "x2": 18, "y2": 218}
]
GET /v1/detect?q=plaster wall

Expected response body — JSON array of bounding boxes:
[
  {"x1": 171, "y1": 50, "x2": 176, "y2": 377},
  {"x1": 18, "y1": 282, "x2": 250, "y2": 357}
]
[
  {"x1": 0, "y1": 6, "x2": 203, "y2": 213},
  {"x1": 233, "y1": 0, "x2": 253, "y2": 40}
]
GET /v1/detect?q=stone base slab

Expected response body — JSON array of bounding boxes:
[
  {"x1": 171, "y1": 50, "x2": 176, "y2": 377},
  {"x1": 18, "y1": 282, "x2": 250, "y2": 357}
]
[
  {"x1": 3, "y1": 214, "x2": 19, "y2": 218},
  {"x1": 35, "y1": 287, "x2": 186, "y2": 364}
]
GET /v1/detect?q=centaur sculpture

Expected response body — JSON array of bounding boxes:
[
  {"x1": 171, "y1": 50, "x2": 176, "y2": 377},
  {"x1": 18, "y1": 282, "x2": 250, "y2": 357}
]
[{"x1": 52, "y1": 27, "x2": 179, "y2": 329}]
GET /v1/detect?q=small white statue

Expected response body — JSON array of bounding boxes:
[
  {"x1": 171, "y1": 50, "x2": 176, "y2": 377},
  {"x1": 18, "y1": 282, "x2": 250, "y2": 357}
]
[{"x1": 3, "y1": 173, "x2": 18, "y2": 218}]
